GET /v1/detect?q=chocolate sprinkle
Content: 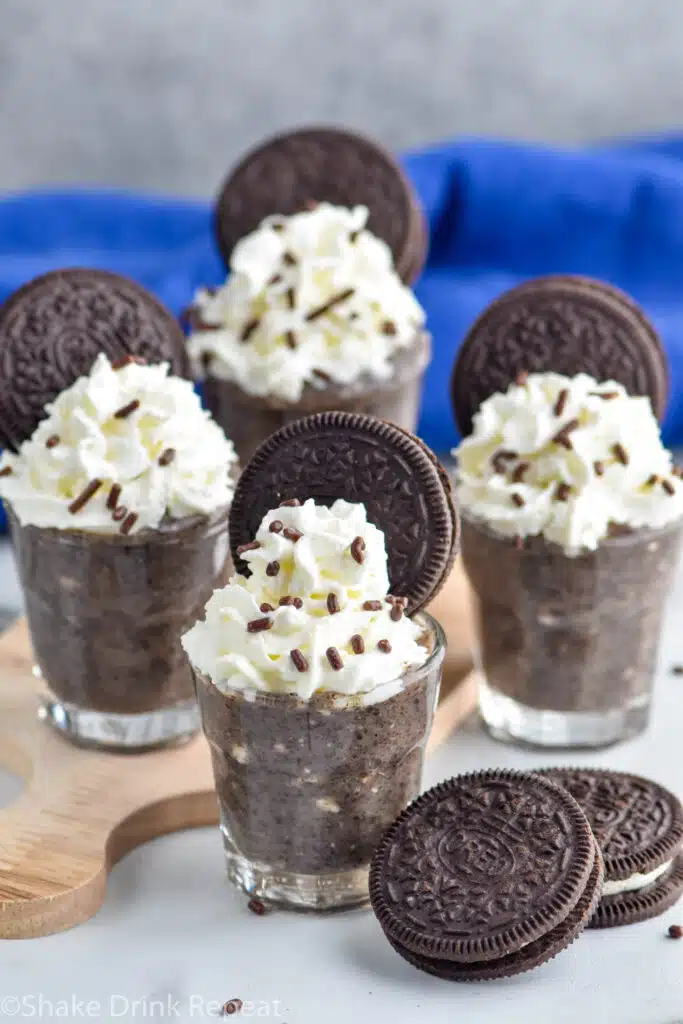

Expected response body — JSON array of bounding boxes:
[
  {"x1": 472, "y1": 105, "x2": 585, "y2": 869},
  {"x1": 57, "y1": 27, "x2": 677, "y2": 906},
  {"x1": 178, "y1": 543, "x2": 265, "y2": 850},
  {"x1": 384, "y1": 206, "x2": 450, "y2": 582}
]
[
  {"x1": 668, "y1": 924, "x2": 683, "y2": 939},
  {"x1": 237, "y1": 541, "x2": 261, "y2": 555},
  {"x1": 305, "y1": 288, "x2": 355, "y2": 322},
  {"x1": 282, "y1": 251, "x2": 297, "y2": 266},
  {"x1": 351, "y1": 634, "x2": 365, "y2": 654},
  {"x1": 492, "y1": 449, "x2": 518, "y2": 473},
  {"x1": 670, "y1": 665, "x2": 683, "y2": 676},
  {"x1": 290, "y1": 648, "x2": 308, "y2": 672},
  {"x1": 285, "y1": 330, "x2": 297, "y2": 350},
  {"x1": 662, "y1": 479, "x2": 676, "y2": 496},
  {"x1": 377, "y1": 639, "x2": 392, "y2": 654},
  {"x1": 552, "y1": 418, "x2": 580, "y2": 449},
  {"x1": 283, "y1": 527, "x2": 303, "y2": 542},
  {"x1": 247, "y1": 897, "x2": 268, "y2": 915},
  {"x1": 363, "y1": 600, "x2": 383, "y2": 611},
  {"x1": 279, "y1": 498, "x2": 301, "y2": 507},
  {"x1": 511, "y1": 493, "x2": 525, "y2": 508},
  {"x1": 260, "y1": 602, "x2": 274, "y2": 613},
  {"x1": 240, "y1": 317, "x2": 260, "y2": 342},
  {"x1": 292, "y1": 597, "x2": 304, "y2": 609},
  {"x1": 106, "y1": 483, "x2": 122, "y2": 511},
  {"x1": 612, "y1": 443, "x2": 630, "y2": 466},
  {"x1": 673, "y1": 465, "x2": 683, "y2": 479},
  {"x1": 68, "y1": 478, "x2": 103, "y2": 514},
  {"x1": 511, "y1": 462, "x2": 530, "y2": 484},
  {"x1": 112, "y1": 505, "x2": 128, "y2": 522},
  {"x1": 381, "y1": 319, "x2": 398, "y2": 336},
  {"x1": 594, "y1": 460, "x2": 605, "y2": 477},
  {"x1": 591, "y1": 390, "x2": 620, "y2": 400},
  {"x1": 269, "y1": 519, "x2": 284, "y2": 533},
  {"x1": 268, "y1": 273, "x2": 283, "y2": 286},
  {"x1": 555, "y1": 482, "x2": 572, "y2": 502},
  {"x1": 646, "y1": 474, "x2": 659, "y2": 487},
  {"x1": 285, "y1": 287, "x2": 296, "y2": 310},
  {"x1": 223, "y1": 999, "x2": 244, "y2": 1016},
  {"x1": 112, "y1": 354, "x2": 145, "y2": 370},
  {"x1": 265, "y1": 560, "x2": 280, "y2": 577},
  {"x1": 327, "y1": 592, "x2": 340, "y2": 615},
  {"x1": 0, "y1": 466, "x2": 12, "y2": 477},
  {"x1": 516, "y1": 370, "x2": 529, "y2": 385},
  {"x1": 390, "y1": 603, "x2": 404, "y2": 622},
  {"x1": 120, "y1": 511, "x2": 138, "y2": 535},
  {"x1": 158, "y1": 447, "x2": 176, "y2": 467},
  {"x1": 278, "y1": 596, "x2": 294, "y2": 606},
  {"x1": 311, "y1": 368, "x2": 332, "y2": 382},
  {"x1": 45, "y1": 434, "x2": 60, "y2": 449},
  {"x1": 553, "y1": 388, "x2": 569, "y2": 417},
  {"x1": 247, "y1": 617, "x2": 273, "y2": 633},
  {"x1": 326, "y1": 647, "x2": 343, "y2": 671},
  {"x1": 113, "y1": 399, "x2": 140, "y2": 419},
  {"x1": 350, "y1": 536, "x2": 366, "y2": 564}
]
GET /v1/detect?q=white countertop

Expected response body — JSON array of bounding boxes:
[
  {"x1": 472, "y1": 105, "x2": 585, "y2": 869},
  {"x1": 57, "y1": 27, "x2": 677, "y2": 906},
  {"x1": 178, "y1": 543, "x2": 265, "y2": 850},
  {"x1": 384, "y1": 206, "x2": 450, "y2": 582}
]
[{"x1": 0, "y1": 541, "x2": 682, "y2": 1023}]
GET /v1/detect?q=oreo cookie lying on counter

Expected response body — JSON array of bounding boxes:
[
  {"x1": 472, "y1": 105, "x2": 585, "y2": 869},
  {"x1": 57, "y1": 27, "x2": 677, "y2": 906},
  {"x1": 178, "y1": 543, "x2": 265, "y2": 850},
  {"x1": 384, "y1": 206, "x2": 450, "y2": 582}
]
[
  {"x1": 370, "y1": 769, "x2": 603, "y2": 981},
  {"x1": 540, "y1": 768, "x2": 683, "y2": 929}
]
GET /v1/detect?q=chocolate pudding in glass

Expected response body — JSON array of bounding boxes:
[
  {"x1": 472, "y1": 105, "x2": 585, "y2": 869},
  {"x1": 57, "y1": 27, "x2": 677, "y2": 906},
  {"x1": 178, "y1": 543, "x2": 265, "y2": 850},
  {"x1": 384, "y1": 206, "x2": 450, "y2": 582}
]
[
  {"x1": 185, "y1": 203, "x2": 430, "y2": 464},
  {"x1": 455, "y1": 372, "x2": 683, "y2": 749},
  {"x1": 0, "y1": 354, "x2": 237, "y2": 750},
  {"x1": 183, "y1": 498, "x2": 444, "y2": 911}
]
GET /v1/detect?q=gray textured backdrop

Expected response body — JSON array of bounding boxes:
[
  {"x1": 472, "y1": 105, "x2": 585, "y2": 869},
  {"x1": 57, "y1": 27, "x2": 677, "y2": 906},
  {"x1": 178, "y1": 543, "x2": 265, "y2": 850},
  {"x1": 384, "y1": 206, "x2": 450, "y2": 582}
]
[{"x1": 2, "y1": 0, "x2": 683, "y2": 196}]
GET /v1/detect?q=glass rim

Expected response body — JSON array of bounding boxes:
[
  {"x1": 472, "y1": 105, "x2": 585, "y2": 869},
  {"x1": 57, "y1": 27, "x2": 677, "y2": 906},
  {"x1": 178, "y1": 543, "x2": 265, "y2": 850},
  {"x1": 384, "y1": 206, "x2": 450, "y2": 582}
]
[
  {"x1": 192, "y1": 607, "x2": 446, "y2": 707},
  {"x1": 459, "y1": 505, "x2": 683, "y2": 553},
  {"x1": 3, "y1": 500, "x2": 230, "y2": 547}
]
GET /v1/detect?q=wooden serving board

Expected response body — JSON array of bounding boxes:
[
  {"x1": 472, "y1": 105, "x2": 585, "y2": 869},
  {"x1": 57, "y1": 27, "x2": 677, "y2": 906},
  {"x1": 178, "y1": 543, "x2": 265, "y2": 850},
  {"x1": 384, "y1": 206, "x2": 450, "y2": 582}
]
[{"x1": 0, "y1": 563, "x2": 478, "y2": 939}]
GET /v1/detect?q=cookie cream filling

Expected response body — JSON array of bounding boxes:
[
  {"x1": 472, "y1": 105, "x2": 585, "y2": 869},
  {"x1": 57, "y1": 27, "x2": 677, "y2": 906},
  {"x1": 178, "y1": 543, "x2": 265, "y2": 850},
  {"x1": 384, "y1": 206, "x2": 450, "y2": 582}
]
[
  {"x1": 454, "y1": 372, "x2": 683, "y2": 555},
  {"x1": 186, "y1": 202, "x2": 426, "y2": 403},
  {"x1": 182, "y1": 498, "x2": 428, "y2": 702},
  {"x1": 0, "y1": 353, "x2": 237, "y2": 535},
  {"x1": 602, "y1": 860, "x2": 673, "y2": 897}
]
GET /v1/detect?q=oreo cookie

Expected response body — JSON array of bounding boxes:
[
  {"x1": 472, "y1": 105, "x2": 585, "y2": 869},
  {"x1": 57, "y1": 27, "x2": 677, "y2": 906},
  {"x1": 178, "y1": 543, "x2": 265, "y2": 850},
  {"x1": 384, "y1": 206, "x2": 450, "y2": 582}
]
[
  {"x1": 229, "y1": 411, "x2": 458, "y2": 614},
  {"x1": 451, "y1": 275, "x2": 669, "y2": 436},
  {"x1": 541, "y1": 768, "x2": 683, "y2": 929},
  {"x1": 214, "y1": 125, "x2": 426, "y2": 284},
  {"x1": 369, "y1": 769, "x2": 603, "y2": 981},
  {"x1": 0, "y1": 268, "x2": 188, "y2": 451}
]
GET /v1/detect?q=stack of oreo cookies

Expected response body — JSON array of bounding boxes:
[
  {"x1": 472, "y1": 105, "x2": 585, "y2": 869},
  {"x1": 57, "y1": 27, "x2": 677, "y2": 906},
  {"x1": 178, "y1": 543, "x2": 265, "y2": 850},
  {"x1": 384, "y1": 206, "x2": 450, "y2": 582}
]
[{"x1": 370, "y1": 767, "x2": 683, "y2": 981}]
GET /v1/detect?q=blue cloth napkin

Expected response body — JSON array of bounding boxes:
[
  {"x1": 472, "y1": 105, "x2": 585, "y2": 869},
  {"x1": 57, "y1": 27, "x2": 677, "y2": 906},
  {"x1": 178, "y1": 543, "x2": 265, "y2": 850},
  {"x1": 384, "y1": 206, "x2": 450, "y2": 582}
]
[{"x1": 3, "y1": 134, "x2": 683, "y2": 534}]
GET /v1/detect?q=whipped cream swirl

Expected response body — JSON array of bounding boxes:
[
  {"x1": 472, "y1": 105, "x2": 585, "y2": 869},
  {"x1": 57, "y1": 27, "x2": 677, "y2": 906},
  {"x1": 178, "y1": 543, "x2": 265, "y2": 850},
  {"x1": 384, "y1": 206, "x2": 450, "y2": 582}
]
[
  {"x1": 182, "y1": 498, "x2": 428, "y2": 701},
  {"x1": 187, "y1": 203, "x2": 426, "y2": 403},
  {"x1": 455, "y1": 372, "x2": 683, "y2": 554},
  {"x1": 0, "y1": 353, "x2": 237, "y2": 535}
]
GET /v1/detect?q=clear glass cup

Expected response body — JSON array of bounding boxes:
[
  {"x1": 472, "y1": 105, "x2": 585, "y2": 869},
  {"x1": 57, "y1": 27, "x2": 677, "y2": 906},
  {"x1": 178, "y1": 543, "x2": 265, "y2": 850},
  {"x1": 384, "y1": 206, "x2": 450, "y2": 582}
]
[
  {"x1": 192, "y1": 612, "x2": 445, "y2": 911},
  {"x1": 461, "y1": 512, "x2": 683, "y2": 749},
  {"x1": 202, "y1": 332, "x2": 430, "y2": 464},
  {"x1": 6, "y1": 505, "x2": 230, "y2": 751}
]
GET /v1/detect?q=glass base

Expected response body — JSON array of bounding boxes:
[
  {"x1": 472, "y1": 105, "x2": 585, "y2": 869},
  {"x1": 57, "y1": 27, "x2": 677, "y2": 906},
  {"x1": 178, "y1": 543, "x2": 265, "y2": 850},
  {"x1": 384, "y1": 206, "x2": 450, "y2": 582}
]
[
  {"x1": 221, "y1": 823, "x2": 371, "y2": 913},
  {"x1": 479, "y1": 679, "x2": 650, "y2": 750},
  {"x1": 39, "y1": 696, "x2": 201, "y2": 752}
]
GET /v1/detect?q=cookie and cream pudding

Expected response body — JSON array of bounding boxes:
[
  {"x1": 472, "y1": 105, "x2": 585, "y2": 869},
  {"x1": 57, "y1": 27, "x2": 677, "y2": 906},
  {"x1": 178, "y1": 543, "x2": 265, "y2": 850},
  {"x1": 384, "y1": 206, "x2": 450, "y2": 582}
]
[{"x1": 0, "y1": 351, "x2": 237, "y2": 748}]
